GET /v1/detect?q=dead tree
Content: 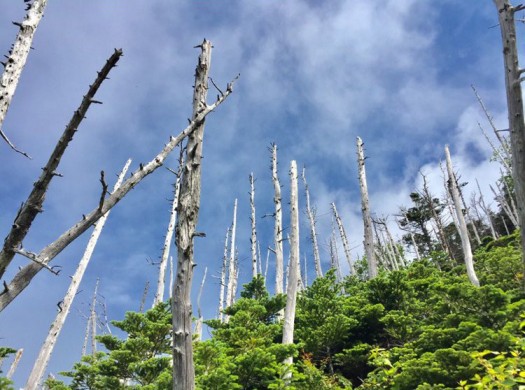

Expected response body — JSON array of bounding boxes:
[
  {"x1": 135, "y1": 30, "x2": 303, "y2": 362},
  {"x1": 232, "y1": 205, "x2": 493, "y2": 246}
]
[
  {"x1": 445, "y1": 146, "x2": 480, "y2": 287},
  {"x1": 194, "y1": 267, "x2": 207, "y2": 342},
  {"x1": 6, "y1": 348, "x2": 23, "y2": 380},
  {"x1": 475, "y1": 179, "x2": 498, "y2": 239},
  {"x1": 172, "y1": 39, "x2": 212, "y2": 390},
  {"x1": 493, "y1": 0, "x2": 525, "y2": 289},
  {"x1": 0, "y1": 0, "x2": 48, "y2": 157},
  {"x1": 225, "y1": 199, "x2": 238, "y2": 313},
  {"x1": 270, "y1": 143, "x2": 284, "y2": 295},
  {"x1": 329, "y1": 216, "x2": 343, "y2": 282},
  {"x1": 282, "y1": 161, "x2": 299, "y2": 381},
  {"x1": 218, "y1": 227, "x2": 230, "y2": 322},
  {"x1": 249, "y1": 173, "x2": 258, "y2": 278},
  {"x1": 25, "y1": 162, "x2": 130, "y2": 390},
  {"x1": 0, "y1": 49, "x2": 235, "y2": 311},
  {"x1": 139, "y1": 280, "x2": 149, "y2": 313},
  {"x1": 153, "y1": 156, "x2": 183, "y2": 307},
  {"x1": 331, "y1": 202, "x2": 355, "y2": 276},
  {"x1": 302, "y1": 168, "x2": 322, "y2": 278},
  {"x1": 356, "y1": 137, "x2": 377, "y2": 278}
]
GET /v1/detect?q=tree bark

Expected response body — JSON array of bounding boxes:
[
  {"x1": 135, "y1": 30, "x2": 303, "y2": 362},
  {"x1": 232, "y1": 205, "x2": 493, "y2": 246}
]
[
  {"x1": 445, "y1": 146, "x2": 480, "y2": 287},
  {"x1": 0, "y1": 0, "x2": 48, "y2": 157},
  {"x1": 302, "y1": 168, "x2": 323, "y2": 278},
  {"x1": 494, "y1": 0, "x2": 525, "y2": 290},
  {"x1": 271, "y1": 144, "x2": 284, "y2": 295},
  {"x1": 6, "y1": 348, "x2": 23, "y2": 380},
  {"x1": 194, "y1": 267, "x2": 207, "y2": 342},
  {"x1": 218, "y1": 227, "x2": 230, "y2": 322},
  {"x1": 356, "y1": 137, "x2": 377, "y2": 278},
  {"x1": 225, "y1": 199, "x2": 237, "y2": 314},
  {"x1": 172, "y1": 39, "x2": 212, "y2": 390},
  {"x1": 282, "y1": 161, "x2": 299, "y2": 380}
]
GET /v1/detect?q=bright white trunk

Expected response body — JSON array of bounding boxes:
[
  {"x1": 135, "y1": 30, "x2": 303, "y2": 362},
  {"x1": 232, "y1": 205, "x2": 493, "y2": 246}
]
[
  {"x1": 225, "y1": 199, "x2": 237, "y2": 312},
  {"x1": 271, "y1": 144, "x2": 284, "y2": 295},
  {"x1": 194, "y1": 267, "x2": 207, "y2": 341},
  {"x1": 250, "y1": 173, "x2": 258, "y2": 278},
  {"x1": 302, "y1": 168, "x2": 322, "y2": 278},
  {"x1": 331, "y1": 203, "x2": 354, "y2": 276},
  {"x1": 218, "y1": 227, "x2": 230, "y2": 322},
  {"x1": 445, "y1": 145, "x2": 480, "y2": 287},
  {"x1": 6, "y1": 348, "x2": 23, "y2": 380}
]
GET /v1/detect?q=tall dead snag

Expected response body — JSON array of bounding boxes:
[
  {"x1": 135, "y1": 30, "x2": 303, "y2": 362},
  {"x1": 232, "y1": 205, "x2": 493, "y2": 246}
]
[
  {"x1": 271, "y1": 143, "x2": 284, "y2": 295},
  {"x1": 89, "y1": 280, "x2": 99, "y2": 354},
  {"x1": 218, "y1": 227, "x2": 230, "y2": 322},
  {"x1": 172, "y1": 40, "x2": 212, "y2": 390},
  {"x1": 356, "y1": 137, "x2": 377, "y2": 278},
  {"x1": 0, "y1": 0, "x2": 48, "y2": 157},
  {"x1": 445, "y1": 146, "x2": 480, "y2": 287},
  {"x1": 494, "y1": 0, "x2": 525, "y2": 289},
  {"x1": 302, "y1": 168, "x2": 323, "y2": 278},
  {"x1": 26, "y1": 161, "x2": 130, "y2": 390},
  {"x1": 225, "y1": 199, "x2": 238, "y2": 314},
  {"x1": 153, "y1": 161, "x2": 182, "y2": 308},
  {"x1": 282, "y1": 161, "x2": 299, "y2": 380},
  {"x1": 0, "y1": 54, "x2": 235, "y2": 312},
  {"x1": 6, "y1": 348, "x2": 23, "y2": 380},
  {"x1": 249, "y1": 173, "x2": 258, "y2": 278},
  {"x1": 329, "y1": 217, "x2": 343, "y2": 282},
  {"x1": 194, "y1": 267, "x2": 207, "y2": 342}
]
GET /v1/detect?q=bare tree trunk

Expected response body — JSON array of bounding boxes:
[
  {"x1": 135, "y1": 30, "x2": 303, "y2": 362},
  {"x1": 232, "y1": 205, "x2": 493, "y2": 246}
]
[
  {"x1": 81, "y1": 312, "x2": 90, "y2": 357},
  {"x1": 282, "y1": 161, "x2": 299, "y2": 380},
  {"x1": 225, "y1": 199, "x2": 237, "y2": 312},
  {"x1": 172, "y1": 40, "x2": 212, "y2": 390},
  {"x1": 194, "y1": 267, "x2": 207, "y2": 342},
  {"x1": 331, "y1": 202, "x2": 355, "y2": 276},
  {"x1": 271, "y1": 144, "x2": 284, "y2": 295},
  {"x1": 494, "y1": 0, "x2": 525, "y2": 290},
  {"x1": 139, "y1": 281, "x2": 149, "y2": 313},
  {"x1": 0, "y1": 0, "x2": 48, "y2": 157},
  {"x1": 302, "y1": 168, "x2": 322, "y2": 278},
  {"x1": 329, "y1": 217, "x2": 343, "y2": 282},
  {"x1": 218, "y1": 227, "x2": 230, "y2": 322},
  {"x1": 90, "y1": 279, "x2": 99, "y2": 355},
  {"x1": 490, "y1": 184, "x2": 519, "y2": 227},
  {"x1": 25, "y1": 161, "x2": 129, "y2": 389},
  {"x1": 475, "y1": 179, "x2": 498, "y2": 239},
  {"x1": 249, "y1": 173, "x2": 258, "y2": 278},
  {"x1": 153, "y1": 167, "x2": 182, "y2": 307},
  {"x1": 445, "y1": 146, "x2": 480, "y2": 287},
  {"x1": 169, "y1": 256, "x2": 174, "y2": 301},
  {"x1": 356, "y1": 137, "x2": 377, "y2": 278},
  {"x1": 231, "y1": 250, "x2": 239, "y2": 304},
  {"x1": 0, "y1": 55, "x2": 235, "y2": 312},
  {"x1": 6, "y1": 348, "x2": 23, "y2": 380}
]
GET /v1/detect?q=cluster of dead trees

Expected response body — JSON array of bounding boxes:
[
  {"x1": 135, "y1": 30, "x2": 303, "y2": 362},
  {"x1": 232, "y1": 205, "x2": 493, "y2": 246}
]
[{"x1": 1, "y1": 1, "x2": 525, "y2": 389}]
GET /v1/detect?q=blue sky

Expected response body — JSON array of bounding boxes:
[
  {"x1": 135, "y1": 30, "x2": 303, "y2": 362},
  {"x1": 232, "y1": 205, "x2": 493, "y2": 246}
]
[{"x1": 0, "y1": 1, "x2": 513, "y2": 387}]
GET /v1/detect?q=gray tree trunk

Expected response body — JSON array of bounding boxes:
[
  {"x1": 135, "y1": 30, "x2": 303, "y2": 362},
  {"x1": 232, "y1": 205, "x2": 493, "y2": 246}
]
[
  {"x1": 302, "y1": 168, "x2": 322, "y2": 278},
  {"x1": 494, "y1": 0, "x2": 525, "y2": 290},
  {"x1": 250, "y1": 173, "x2": 258, "y2": 278},
  {"x1": 356, "y1": 137, "x2": 377, "y2": 278},
  {"x1": 194, "y1": 267, "x2": 207, "y2": 341},
  {"x1": 331, "y1": 202, "x2": 355, "y2": 276},
  {"x1": 6, "y1": 348, "x2": 23, "y2": 380},
  {"x1": 0, "y1": 0, "x2": 48, "y2": 157},
  {"x1": 172, "y1": 39, "x2": 212, "y2": 390},
  {"x1": 271, "y1": 144, "x2": 284, "y2": 295},
  {"x1": 218, "y1": 227, "x2": 230, "y2": 322},
  {"x1": 445, "y1": 145, "x2": 480, "y2": 287},
  {"x1": 225, "y1": 199, "x2": 238, "y2": 312},
  {"x1": 282, "y1": 161, "x2": 299, "y2": 380}
]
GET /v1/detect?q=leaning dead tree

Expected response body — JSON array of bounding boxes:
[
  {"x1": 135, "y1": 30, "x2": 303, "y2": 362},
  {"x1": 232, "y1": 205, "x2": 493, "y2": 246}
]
[
  {"x1": 153, "y1": 153, "x2": 183, "y2": 308},
  {"x1": 172, "y1": 39, "x2": 212, "y2": 390},
  {"x1": 194, "y1": 267, "x2": 207, "y2": 342},
  {"x1": 0, "y1": 49, "x2": 235, "y2": 311},
  {"x1": 271, "y1": 143, "x2": 284, "y2": 295},
  {"x1": 282, "y1": 161, "x2": 299, "y2": 381},
  {"x1": 0, "y1": 0, "x2": 48, "y2": 157},
  {"x1": 218, "y1": 227, "x2": 230, "y2": 322},
  {"x1": 494, "y1": 0, "x2": 525, "y2": 289},
  {"x1": 302, "y1": 168, "x2": 322, "y2": 278},
  {"x1": 331, "y1": 202, "x2": 355, "y2": 276},
  {"x1": 225, "y1": 198, "x2": 238, "y2": 314},
  {"x1": 445, "y1": 146, "x2": 480, "y2": 287},
  {"x1": 356, "y1": 137, "x2": 377, "y2": 278},
  {"x1": 6, "y1": 348, "x2": 23, "y2": 380}
]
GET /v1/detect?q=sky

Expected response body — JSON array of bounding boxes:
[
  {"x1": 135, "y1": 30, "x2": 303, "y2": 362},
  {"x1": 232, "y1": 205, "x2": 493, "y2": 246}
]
[{"x1": 0, "y1": 1, "x2": 515, "y2": 387}]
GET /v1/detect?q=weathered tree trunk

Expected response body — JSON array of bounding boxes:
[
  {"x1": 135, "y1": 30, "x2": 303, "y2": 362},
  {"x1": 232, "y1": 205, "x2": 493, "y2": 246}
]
[
  {"x1": 194, "y1": 267, "x2": 207, "y2": 341},
  {"x1": 169, "y1": 256, "x2": 174, "y2": 301},
  {"x1": 490, "y1": 184, "x2": 519, "y2": 226},
  {"x1": 6, "y1": 348, "x2": 23, "y2": 380},
  {"x1": 271, "y1": 144, "x2": 284, "y2": 295},
  {"x1": 26, "y1": 160, "x2": 129, "y2": 389},
  {"x1": 139, "y1": 281, "x2": 149, "y2": 313},
  {"x1": 90, "y1": 280, "x2": 99, "y2": 355},
  {"x1": 302, "y1": 168, "x2": 322, "y2": 278},
  {"x1": 0, "y1": 0, "x2": 48, "y2": 157},
  {"x1": 0, "y1": 50, "x2": 235, "y2": 311},
  {"x1": 331, "y1": 202, "x2": 355, "y2": 276},
  {"x1": 356, "y1": 137, "x2": 377, "y2": 278},
  {"x1": 249, "y1": 173, "x2": 258, "y2": 278},
  {"x1": 225, "y1": 199, "x2": 237, "y2": 313},
  {"x1": 474, "y1": 179, "x2": 498, "y2": 239},
  {"x1": 153, "y1": 170, "x2": 182, "y2": 307},
  {"x1": 282, "y1": 161, "x2": 299, "y2": 380},
  {"x1": 218, "y1": 227, "x2": 230, "y2": 322},
  {"x1": 494, "y1": 0, "x2": 525, "y2": 290},
  {"x1": 172, "y1": 40, "x2": 212, "y2": 390},
  {"x1": 445, "y1": 146, "x2": 480, "y2": 287},
  {"x1": 329, "y1": 217, "x2": 343, "y2": 282}
]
